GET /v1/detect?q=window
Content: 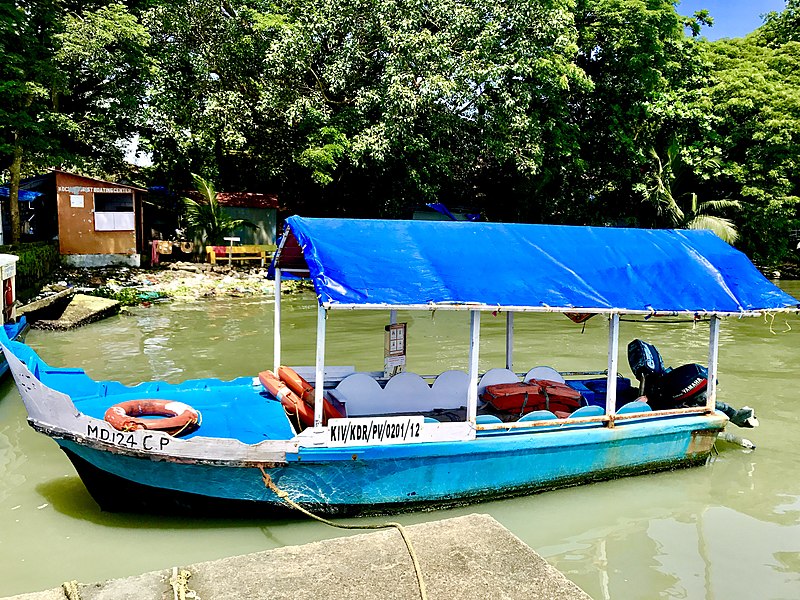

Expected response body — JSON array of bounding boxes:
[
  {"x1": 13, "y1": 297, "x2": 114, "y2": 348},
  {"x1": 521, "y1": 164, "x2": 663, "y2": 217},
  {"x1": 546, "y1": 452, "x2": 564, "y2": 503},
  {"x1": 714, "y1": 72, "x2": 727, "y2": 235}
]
[{"x1": 94, "y1": 192, "x2": 134, "y2": 231}]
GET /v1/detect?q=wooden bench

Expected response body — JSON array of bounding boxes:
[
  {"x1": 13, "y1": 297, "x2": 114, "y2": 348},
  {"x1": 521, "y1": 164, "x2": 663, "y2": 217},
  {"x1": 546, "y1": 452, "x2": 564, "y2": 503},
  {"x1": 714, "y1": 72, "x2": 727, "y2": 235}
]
[{"x1": 205, "y1": 244, "x2": 277, "y2": 266}]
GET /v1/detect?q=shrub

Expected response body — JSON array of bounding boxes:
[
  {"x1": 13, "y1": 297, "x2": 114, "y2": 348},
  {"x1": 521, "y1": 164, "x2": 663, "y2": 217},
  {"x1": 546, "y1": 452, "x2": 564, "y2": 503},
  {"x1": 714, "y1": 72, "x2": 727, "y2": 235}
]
[{"x1": 0, "y1": 242, "x2": 60, "y2": 300}]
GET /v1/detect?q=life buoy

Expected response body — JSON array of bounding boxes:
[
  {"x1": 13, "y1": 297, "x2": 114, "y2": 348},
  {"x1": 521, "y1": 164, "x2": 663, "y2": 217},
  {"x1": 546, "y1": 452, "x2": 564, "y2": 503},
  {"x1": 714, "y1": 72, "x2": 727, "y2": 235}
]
[
  {"x1": 259, "y1": 370, "x2": 316, "y2": 427},
  {"x1": 104, "y1": 399, "x2": 201, "y2": 437},
  {"x1": 278, "y1": 366, "x2": 346, "y2": 421}
]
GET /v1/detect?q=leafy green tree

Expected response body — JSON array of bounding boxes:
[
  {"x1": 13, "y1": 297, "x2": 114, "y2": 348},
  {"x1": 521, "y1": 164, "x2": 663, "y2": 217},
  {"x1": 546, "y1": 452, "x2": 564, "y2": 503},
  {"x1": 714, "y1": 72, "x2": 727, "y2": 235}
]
[
  {"x1": 0, "y1": 1, "x2": 151, "y2": 243},
  {"x1": 542, "y1": 0, "x2": 713, "y2": 226},
  {"x1": 761, "y1": 0, "x2": 800, "y2": 45},
  {"x1": 685, "y1": 33, "x2": 800, "y2": 261},
  {"x1": 0, "y1": 0, "x2": 63, "y2": 243},
  {"x1": 141, "y1": 0, "x2": 590, "y2": 217},
  {"x1": 681, "y1": 196, "x2": 740, "y2": 243}
]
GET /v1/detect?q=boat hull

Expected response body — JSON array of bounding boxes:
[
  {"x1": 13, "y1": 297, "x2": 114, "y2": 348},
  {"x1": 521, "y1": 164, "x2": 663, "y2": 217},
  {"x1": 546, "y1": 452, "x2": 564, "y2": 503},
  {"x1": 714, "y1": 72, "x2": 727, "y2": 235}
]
[
  {"x1": 3, "y1": 336, "x2": 726, "y2": 517},
  {"x1": 54, "y1": 415, "x2": 722, "y2": 516}
]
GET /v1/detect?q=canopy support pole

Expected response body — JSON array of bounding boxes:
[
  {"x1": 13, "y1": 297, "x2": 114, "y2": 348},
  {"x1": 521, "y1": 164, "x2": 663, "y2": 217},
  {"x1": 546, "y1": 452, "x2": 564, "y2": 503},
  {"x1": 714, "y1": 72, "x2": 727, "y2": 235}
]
[
  {"x1": 314, "y1": 305, "x2": 327, "y2": 428},
  {"x1": 605, "y1": 314, "x2": 620, "y2": 417},
  {"x1": 467, "y1": 310, "x2": 481, "y2": 424},
  {"x1": 505, "y1": 312, "x2": 514, "y2": 371},
  {"x1": 273, "y1": 268, "x2": 282, "y2": 373},
  {"x1": 707, "y1": 316, "x2": 720, "y2": 410}
]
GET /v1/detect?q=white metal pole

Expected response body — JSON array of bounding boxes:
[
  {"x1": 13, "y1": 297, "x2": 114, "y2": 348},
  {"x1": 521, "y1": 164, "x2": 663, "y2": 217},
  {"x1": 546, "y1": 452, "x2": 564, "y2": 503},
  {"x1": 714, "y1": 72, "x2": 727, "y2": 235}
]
[
  {"x1": 273, "y1": 267, "x2": 282, "y2": 373},
  {"x1": 605, "y1": 313, "x2": 620, "y2": 416},
  {"x1": 707, "y1": 316, "x2": 720, "y2": 410},
  {"x1": 314, "y1": 305, "x2": 327, "y2": 428},
  {"x1": 467, "y1": 310, "x2": 481, "y2": 424},
  {"x1": 505, "y1": 312, "x2": 514, "y2": 371}
]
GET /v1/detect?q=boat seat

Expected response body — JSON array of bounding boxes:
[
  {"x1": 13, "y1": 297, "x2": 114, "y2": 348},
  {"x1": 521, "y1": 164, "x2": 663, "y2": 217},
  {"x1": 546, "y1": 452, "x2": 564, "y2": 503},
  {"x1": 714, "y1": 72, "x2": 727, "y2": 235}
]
[
  {"x1": 517, "y1": 410, "x2": 558, "y2": 422},
  {"x1": 477, "y1": 368, "x2": 518, "y2": 397},
  {"x1": 616, "y1": 400, "x2": 652, "y2": 415},
  {"x1": 382, "y1": 372, "x2": 434, "y2": 413},
  {"x1": 475, "y1": 414, "x2": 503, "y2": 424},
  {"x1": 568, "y1": 405, "x2": 605, "y2": 419},
  {"x1": 523, "y1": 366, "x2": 565, "y2": 384},
  {"x1": 430, "y1": 370, "x2": 470, "y2": 409},
  {"x1": 334, "y1": 373, "x2": 383, "y2": 416}
]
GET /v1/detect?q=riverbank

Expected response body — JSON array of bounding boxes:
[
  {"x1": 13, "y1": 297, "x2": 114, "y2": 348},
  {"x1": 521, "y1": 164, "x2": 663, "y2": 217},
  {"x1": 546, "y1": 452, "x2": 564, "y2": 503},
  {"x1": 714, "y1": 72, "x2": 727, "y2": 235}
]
[
  {"x1": 1, "y1": 514, "x2": 590, "y2": 600},
  {"x1": 27, "y1": 263, "x2": 310, "y2": 307}
]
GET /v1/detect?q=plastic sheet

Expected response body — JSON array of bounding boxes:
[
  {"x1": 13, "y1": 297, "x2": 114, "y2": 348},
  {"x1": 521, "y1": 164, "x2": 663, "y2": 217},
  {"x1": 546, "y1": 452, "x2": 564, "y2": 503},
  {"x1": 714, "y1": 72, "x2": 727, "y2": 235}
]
[{"x1": 280, "y1": 217, "x2": 799, "y2": 314}]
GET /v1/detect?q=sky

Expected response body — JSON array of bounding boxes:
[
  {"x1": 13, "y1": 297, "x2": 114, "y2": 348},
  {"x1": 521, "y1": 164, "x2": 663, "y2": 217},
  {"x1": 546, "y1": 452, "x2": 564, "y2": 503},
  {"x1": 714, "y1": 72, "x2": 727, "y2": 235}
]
[{"x1": 677, "y1": 0, "x2": 788, "y2": 40}]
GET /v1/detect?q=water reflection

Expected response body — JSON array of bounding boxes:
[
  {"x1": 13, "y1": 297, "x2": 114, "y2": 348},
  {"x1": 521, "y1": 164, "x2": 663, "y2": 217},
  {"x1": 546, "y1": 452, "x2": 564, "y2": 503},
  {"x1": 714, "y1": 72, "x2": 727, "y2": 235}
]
[{"x1": 0, "y1": 283, "x2": 798, "y2": 597}]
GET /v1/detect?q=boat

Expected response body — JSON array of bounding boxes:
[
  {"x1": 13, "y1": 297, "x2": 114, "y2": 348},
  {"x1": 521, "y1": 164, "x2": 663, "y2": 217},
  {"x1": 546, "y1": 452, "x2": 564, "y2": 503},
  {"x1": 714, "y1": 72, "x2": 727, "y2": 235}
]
[
  {"x1": 1, "y1": 220, "x2": 797, "y2": 516},
  {"x1": 0, "y1": 254, "x2": 29, "y2": 377}
]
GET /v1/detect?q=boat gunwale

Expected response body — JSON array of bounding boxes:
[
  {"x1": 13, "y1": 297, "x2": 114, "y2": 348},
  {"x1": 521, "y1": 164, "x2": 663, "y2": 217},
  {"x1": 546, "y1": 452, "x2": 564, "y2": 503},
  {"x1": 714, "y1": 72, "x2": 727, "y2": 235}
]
[{"x1": 26, "y1": 406, "x2": 727, "y2": 466}]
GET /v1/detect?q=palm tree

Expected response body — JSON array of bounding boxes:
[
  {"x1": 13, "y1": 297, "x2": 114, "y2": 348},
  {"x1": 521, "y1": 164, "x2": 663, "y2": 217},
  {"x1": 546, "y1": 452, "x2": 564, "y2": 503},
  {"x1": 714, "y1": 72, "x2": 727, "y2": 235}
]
[
  {"x1": 182, "y1": 174, "x2": 256, "y2": 247},
  {"x1": 644, "y1": 144, "x2": 740, "y2": 243}
]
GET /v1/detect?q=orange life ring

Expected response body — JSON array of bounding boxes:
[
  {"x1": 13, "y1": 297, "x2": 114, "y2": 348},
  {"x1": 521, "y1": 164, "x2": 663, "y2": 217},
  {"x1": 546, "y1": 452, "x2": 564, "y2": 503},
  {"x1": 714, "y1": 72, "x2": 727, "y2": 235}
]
[
  {"x1": 259, "y1": 370, "x2": 316, "y2": 428},
  {"x1": 104, "y1": 399, "x2": 201, "y2": 437},
  {"x1": 278, "y1": 366, "x2": 346, "y2": 421}
]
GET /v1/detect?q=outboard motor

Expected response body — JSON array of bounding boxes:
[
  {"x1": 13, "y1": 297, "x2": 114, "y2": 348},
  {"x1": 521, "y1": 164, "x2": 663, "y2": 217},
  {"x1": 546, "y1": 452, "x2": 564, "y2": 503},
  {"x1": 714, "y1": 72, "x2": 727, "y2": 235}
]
[
  {"x1": 627, "y1": 339, "x2": 670, "y2": 397},
  {"x1": 626, "y1": 339, "x2": 758, "y2": 429}
]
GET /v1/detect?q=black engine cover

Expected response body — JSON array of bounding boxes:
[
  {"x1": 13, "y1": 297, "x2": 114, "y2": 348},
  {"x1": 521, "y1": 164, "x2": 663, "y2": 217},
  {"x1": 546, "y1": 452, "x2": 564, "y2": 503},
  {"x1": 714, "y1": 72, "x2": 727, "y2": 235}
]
[{"x1": 651, "y1": 363, "x2": 709, "y2": 409}]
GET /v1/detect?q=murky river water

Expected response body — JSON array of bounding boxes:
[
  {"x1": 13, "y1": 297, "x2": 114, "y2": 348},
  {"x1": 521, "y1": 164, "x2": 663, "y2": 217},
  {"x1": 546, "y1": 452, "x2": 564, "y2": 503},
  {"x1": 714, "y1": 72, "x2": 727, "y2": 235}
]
[{"x1": 1, "y1": 282, "x2": 799, "y2": 598}]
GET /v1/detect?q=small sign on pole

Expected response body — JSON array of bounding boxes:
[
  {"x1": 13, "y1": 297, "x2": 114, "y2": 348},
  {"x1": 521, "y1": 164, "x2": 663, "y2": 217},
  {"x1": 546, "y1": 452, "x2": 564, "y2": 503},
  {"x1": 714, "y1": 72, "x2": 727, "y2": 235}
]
[
  {"x1": 223, "y1": 236, "x2": 240, "y2": 266},
  {"x1": 384, "y1": 322, "x2": 407, "y2": 378}
]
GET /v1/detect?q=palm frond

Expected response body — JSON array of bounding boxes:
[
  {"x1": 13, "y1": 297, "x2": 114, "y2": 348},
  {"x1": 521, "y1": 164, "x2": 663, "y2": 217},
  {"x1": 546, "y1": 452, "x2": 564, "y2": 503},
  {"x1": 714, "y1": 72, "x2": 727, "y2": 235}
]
[
  {"x1": 695, "y1": 199, "x2": 742, "y2": 214},
  {"x1": 686, "y1": 215, "x2": 739, "y2": 244},
  {"x1": 191, "y1": 173, "x2": 216, "y2": 204}
]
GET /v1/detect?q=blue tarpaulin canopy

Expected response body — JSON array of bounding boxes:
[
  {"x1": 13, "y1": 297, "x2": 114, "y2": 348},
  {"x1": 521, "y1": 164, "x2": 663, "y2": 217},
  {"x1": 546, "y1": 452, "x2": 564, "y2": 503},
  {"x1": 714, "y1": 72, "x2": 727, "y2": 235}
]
[
  {"x1": 276, "y1": 217, "x2": 799, "y2": 315},
  {"x1": 0, "y1": 187, "x2": 42, "y2": 202}
]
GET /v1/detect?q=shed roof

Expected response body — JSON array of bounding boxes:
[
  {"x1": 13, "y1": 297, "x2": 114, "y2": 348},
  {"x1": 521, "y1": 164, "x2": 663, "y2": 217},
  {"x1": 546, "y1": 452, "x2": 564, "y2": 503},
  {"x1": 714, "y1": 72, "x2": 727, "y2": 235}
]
[{"x1": 216, "y1": 192, "x2": 279, "y2": 209}]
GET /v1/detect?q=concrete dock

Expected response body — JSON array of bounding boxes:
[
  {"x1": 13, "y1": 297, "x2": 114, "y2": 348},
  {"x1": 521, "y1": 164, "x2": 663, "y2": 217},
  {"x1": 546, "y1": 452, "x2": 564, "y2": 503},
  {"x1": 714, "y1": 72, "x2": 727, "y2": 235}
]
[
  {"x1": 3, "y1": 514, "x2": 591, "y2": 600},
  {"x1": 20, "y1": 293, "x2": 120, "y2": 330}
]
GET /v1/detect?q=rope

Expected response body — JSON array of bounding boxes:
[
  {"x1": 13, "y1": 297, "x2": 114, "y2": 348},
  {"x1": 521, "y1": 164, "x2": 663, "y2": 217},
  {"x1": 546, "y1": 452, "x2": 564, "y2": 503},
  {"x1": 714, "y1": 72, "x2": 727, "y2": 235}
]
[
  {"x1": 62, "y1": 581, "x2": 81, "y2": 600},
  {"x1": 258, "y1": 467, "x2": 428, "y2": 600},
  {"x1": 169, "y1": 567, "x2": 199, "y2": 600}
]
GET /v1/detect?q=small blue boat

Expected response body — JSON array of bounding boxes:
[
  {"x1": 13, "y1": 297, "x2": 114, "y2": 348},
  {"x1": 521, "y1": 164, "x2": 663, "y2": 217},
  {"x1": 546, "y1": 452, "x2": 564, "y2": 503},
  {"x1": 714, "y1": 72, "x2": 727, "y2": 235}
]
[
  {"x1": 0, "y1": 254, "x2": 29, "y2": 377},
  {"x1": 1, "y1": 220, "x2": 797, "y2": 516}
]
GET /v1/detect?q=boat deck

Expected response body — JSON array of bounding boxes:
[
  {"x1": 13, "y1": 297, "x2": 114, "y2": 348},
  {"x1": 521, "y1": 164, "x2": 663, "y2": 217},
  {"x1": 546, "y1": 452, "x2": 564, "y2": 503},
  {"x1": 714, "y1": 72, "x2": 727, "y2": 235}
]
[{"x1": 38, "y1": 360, "x2": 655, "y2": 445}]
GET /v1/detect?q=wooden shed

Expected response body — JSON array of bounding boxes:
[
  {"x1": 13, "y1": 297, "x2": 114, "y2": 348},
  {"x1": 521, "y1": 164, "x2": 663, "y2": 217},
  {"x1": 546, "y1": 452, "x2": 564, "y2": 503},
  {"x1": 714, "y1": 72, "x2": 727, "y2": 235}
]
[
  {"x1": 216, "y1": 192, "x2": 279, "y2": 245},
  {"x1": 21, "y1": 169, "x2": 146, "y2": 267}
]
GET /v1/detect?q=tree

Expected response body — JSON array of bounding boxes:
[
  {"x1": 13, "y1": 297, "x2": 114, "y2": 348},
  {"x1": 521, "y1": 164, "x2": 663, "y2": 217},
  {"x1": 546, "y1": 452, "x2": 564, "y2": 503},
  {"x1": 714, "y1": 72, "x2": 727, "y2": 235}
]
[
  {"x1": 141, "y1": 0, "x2": 589, "y2": 218},
  {"x1": 0, "y1": 0, "x2": 63, "y2": 244},
  {"x1": 0, "y1": 1, "x2": 151, "y2": 244},
  {"x1": 761, "y1": 0, "x2": 800, "y2": 45},
  {"x1": 526, "y1": 0, "x2": 714, "y2": 227},
  {"x1": 684, "y1": 34, "x2": 800, "y2": 261}
]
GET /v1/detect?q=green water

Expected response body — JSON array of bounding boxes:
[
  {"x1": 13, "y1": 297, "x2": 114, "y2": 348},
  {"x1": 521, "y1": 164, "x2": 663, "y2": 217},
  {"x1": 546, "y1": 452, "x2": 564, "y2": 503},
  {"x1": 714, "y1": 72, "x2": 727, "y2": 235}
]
[{"x1": 1, "y1": 283, "x2": 799, "y2": 599}]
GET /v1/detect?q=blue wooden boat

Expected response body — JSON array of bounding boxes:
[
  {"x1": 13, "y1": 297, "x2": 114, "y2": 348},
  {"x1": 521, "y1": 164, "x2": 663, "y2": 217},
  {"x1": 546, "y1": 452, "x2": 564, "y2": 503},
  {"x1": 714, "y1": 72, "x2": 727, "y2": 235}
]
[
  {"x1": 1, "y1": 220, "x2": 797, "y2": 516},
  {"x1": 0, "y1": 254, "x2": 28, "y2": 377}
]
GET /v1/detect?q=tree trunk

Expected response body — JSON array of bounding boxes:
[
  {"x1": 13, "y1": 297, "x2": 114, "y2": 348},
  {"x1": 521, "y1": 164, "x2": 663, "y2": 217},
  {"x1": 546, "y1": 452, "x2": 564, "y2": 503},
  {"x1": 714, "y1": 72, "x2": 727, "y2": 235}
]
[{"x1": 8, "y1": 138, "x2": 22, "y2": 245}]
